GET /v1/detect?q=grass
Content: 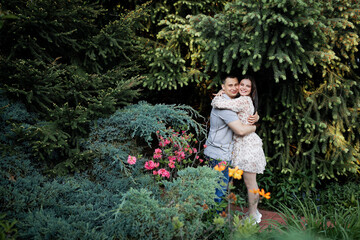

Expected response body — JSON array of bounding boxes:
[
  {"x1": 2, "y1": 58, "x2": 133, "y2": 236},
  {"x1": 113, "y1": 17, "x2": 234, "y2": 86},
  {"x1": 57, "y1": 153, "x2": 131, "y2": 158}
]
[{"x1": 259, "y1": 198, "x2": 360, "y2": 240}]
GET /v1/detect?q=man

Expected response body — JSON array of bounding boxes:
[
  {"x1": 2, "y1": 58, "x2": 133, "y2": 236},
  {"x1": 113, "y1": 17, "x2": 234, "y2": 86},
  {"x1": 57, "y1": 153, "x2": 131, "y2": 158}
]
[{"x1": 204, "y1": 75, "x2": 258, "y2": 202}]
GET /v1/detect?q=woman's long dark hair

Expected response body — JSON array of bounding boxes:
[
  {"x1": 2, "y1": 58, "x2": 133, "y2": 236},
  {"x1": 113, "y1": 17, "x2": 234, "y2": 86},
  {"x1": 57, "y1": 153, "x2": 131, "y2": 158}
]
[{"x1": 241, "y1": 75, "x2": 258, "y2": 114}]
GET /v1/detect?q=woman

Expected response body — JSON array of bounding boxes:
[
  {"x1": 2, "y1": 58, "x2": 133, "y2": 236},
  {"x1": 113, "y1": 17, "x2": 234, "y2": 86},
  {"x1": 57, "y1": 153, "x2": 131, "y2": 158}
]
[{"x1": 211, "y1": 75, "x2": 266, "y2": 224}]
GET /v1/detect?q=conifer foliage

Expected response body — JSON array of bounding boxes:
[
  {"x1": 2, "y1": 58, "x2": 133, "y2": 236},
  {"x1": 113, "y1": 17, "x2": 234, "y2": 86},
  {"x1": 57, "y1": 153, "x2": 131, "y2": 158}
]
[
  {"x1": 137, "y1": 0, "x2": 227, "y2": 90},
  {"x1": 0, "y1": 0, "x2": 145, "y2": 173},
  {"x1": 1, "y1": 93, "x2": 221, "y2": 239},
  {"x1": 190, "y1": 0, "x2": 326, "y2": 83},
  {"x1": 189, "y1": 0, "x2": 360, "y2": 187}
]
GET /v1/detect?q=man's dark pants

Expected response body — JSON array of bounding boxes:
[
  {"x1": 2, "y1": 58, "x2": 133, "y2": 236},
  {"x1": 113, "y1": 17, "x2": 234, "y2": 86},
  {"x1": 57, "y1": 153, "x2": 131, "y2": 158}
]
[{"x1": 206, "y1": 156, "x2": 231, "y2": 203}]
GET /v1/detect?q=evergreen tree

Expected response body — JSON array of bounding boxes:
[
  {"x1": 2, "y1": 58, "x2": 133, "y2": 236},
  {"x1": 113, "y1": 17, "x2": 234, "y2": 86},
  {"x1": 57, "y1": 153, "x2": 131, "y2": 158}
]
[
  {"x1": 190, "y1": 0, "x2": 327, "y2": 83},
  {"x1": 189, "y1": 0, "x2": 360, "y2": 188},
  {"x1": 0, "y1": 0, "x2": 145, "y2": 173},
  {"x1": 114, "y1": 0, "x2": 226, "y2": 94}
]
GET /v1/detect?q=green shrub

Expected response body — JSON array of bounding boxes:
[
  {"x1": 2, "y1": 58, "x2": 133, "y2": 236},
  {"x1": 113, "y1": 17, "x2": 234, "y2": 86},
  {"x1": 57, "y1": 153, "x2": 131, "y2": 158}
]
[
  {"x1": 1, "y1": 151, "x2": 149, "y2": 239},
  {"x1": 317, "y1": 181, "x2": 360, "y2": 213},
  {"x1": 0, "y1": 100, "x2": 224, "y2": 239},
  {"x1": 86, "y1": 101, "x2": 206, "y2": 181},
  {"x1": 272, "y1": 198, "x2": 360, "y2": 240},
  {"x1": 1, "y1": 150, "x2": 224, "y2": 240},
  {"x1": 110, "y1": 188, "x2": 177, "y2": 240},
  {"x1": 0, "y1": 0, "x2": 146, "y2": 174},
  {"x1": 110, "y1": 166, "x2": 223, "y2": 240},
  {"x1": 240, "y1": 168, "x2": 315, "y2": 211},
  {"x1": 0, "y1": 214, "x2": 17, "y2": 240},
  {"x1": 88, "y1": 101, "x2": 205, "y2": 145},
  {"x1": 0, "y1": 61, "x2": 142, "y2": 174},
  {"x1": 163, "y1": 167, "x2": 222, "y2": 238}
]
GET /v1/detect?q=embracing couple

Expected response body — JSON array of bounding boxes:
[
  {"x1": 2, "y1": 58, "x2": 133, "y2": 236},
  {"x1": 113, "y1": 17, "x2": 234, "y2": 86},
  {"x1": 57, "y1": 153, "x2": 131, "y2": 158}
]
[{"x1": 204, "y1": 74, "x2": 266, "y2": 224}]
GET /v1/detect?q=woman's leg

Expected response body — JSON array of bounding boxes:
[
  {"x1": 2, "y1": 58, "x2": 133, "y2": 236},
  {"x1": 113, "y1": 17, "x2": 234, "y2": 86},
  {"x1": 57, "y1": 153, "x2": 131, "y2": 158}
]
[{"x1": 243, "y1": 171, "x2": 259, "y2": 217}]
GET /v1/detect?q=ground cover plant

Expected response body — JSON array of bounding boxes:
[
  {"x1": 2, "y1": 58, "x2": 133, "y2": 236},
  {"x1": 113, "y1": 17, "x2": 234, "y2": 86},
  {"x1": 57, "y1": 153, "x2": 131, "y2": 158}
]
[{"x1": 0, "y1": 97, "x2": 225, "y2": 239}]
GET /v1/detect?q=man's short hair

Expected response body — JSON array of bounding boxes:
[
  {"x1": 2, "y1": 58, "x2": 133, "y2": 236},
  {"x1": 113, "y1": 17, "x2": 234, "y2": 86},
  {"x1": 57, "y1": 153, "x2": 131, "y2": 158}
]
[{"x1": 222, "y1": 74, "x2": 239, "y2": 84}]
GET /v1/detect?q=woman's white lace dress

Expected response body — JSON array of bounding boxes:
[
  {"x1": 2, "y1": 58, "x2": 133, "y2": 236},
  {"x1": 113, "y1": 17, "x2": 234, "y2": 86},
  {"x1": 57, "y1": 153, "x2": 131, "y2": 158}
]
[{"x1": 212, "y1": 95, "x2": 266, "y2": 174}]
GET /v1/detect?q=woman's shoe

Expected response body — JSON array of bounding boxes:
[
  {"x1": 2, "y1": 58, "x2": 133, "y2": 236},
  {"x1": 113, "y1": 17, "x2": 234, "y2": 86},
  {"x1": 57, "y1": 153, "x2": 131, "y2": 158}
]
[
  {"x1": 255, "y1": 209, "x2": 262, "y2": 224},
  {"x1": 242, "y1": 210, "x2": 262, "y2": 225}
]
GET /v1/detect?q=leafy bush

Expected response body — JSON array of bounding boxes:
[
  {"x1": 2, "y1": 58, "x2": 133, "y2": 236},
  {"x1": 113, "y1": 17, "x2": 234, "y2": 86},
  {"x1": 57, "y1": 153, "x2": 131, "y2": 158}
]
[
  {"x1": 89, "y1": 101, "x2": 205, "y2": 144},
  {"x1": 231, "y1": 213, "x2": 260, "y2": 239},
  {"x1": 256, "y1": 168, "x2": 316, "y2": 210},
  {"x1": 143, "y1": 128, "x2": 207, "y2": 181},
  {"x1": 0, "y1": 214, "x2": 17, "y2": 240},
  {"x1": 1, "y1": 149, "x2": 224, "y2": 240},
  {"x1": 272, "y1": 198, "x2": 360, "y2": 240},
  {"x1": 1, "y1": 100, "x2": 226, "y2": 239},
  {"x1": 316, "y1": 181, "x2": 360, "y2": 213},
  {"x1": 0, "y1": 60, "x2": 142, "y2": 173},
  {"x1": 163, "y1": 167, "x2": 222, "y2": 238},
  {"x1": 0, "y1": 91, "x2": 37, "y2": 155},
  {"x1": 257, "y1": 170, "x2": 360, "y2": 215},
  {"x1": 110, "y1": 167, "x2": 223, "y2": 240},
  {"x1": 85, "y1": 101, "x2": 207, "y2": 184},
  {"x1": 1, "y1": 149, "x2": 152, "y2": 239}
]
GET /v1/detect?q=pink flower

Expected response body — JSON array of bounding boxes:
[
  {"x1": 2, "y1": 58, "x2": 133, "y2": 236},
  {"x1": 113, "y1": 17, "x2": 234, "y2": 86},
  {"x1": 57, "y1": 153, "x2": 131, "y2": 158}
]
[
  {"x1": 158, "y1": 168, "x2": 170, "y2": 178},
  {"x1": 145, "y1": 160, "x2": 159, "y2": 170},
  {"x1": 193, "y1": 148, "x2": 197, "y2": 153},
  {"x1": 199, "y1": 159, "x2": 204, "y2": 163},
  {"x1": 175, "y1": 150, "x2": 185, "y2": 161},
  {"x1": 127, "y1": 155, "x2": 136, "y2": 165},
  {"x1": 159, "y1": 137, "x2": 164, "y2": 147},
  {"x1": 153, "y1": 148, "x2": 162, "y2": 159},
  {"x1": 196, "y1": 156, "x2": 199, "y2": 159},
  {"x1": 153, "y1": 170, "x2": 158, "y2": 175},
  {"x1": 168, "y1": 156, "x2": 176, "y2": 161},
  {"x1": 159, "y1": 138, "x2": 171, "y2": 147},
  {"x1": 168, "y1": 160, "x2": 175, "y2": 168},
  {"x1": 203, "y1": 144, "x2": 207, "y2": 148}
]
